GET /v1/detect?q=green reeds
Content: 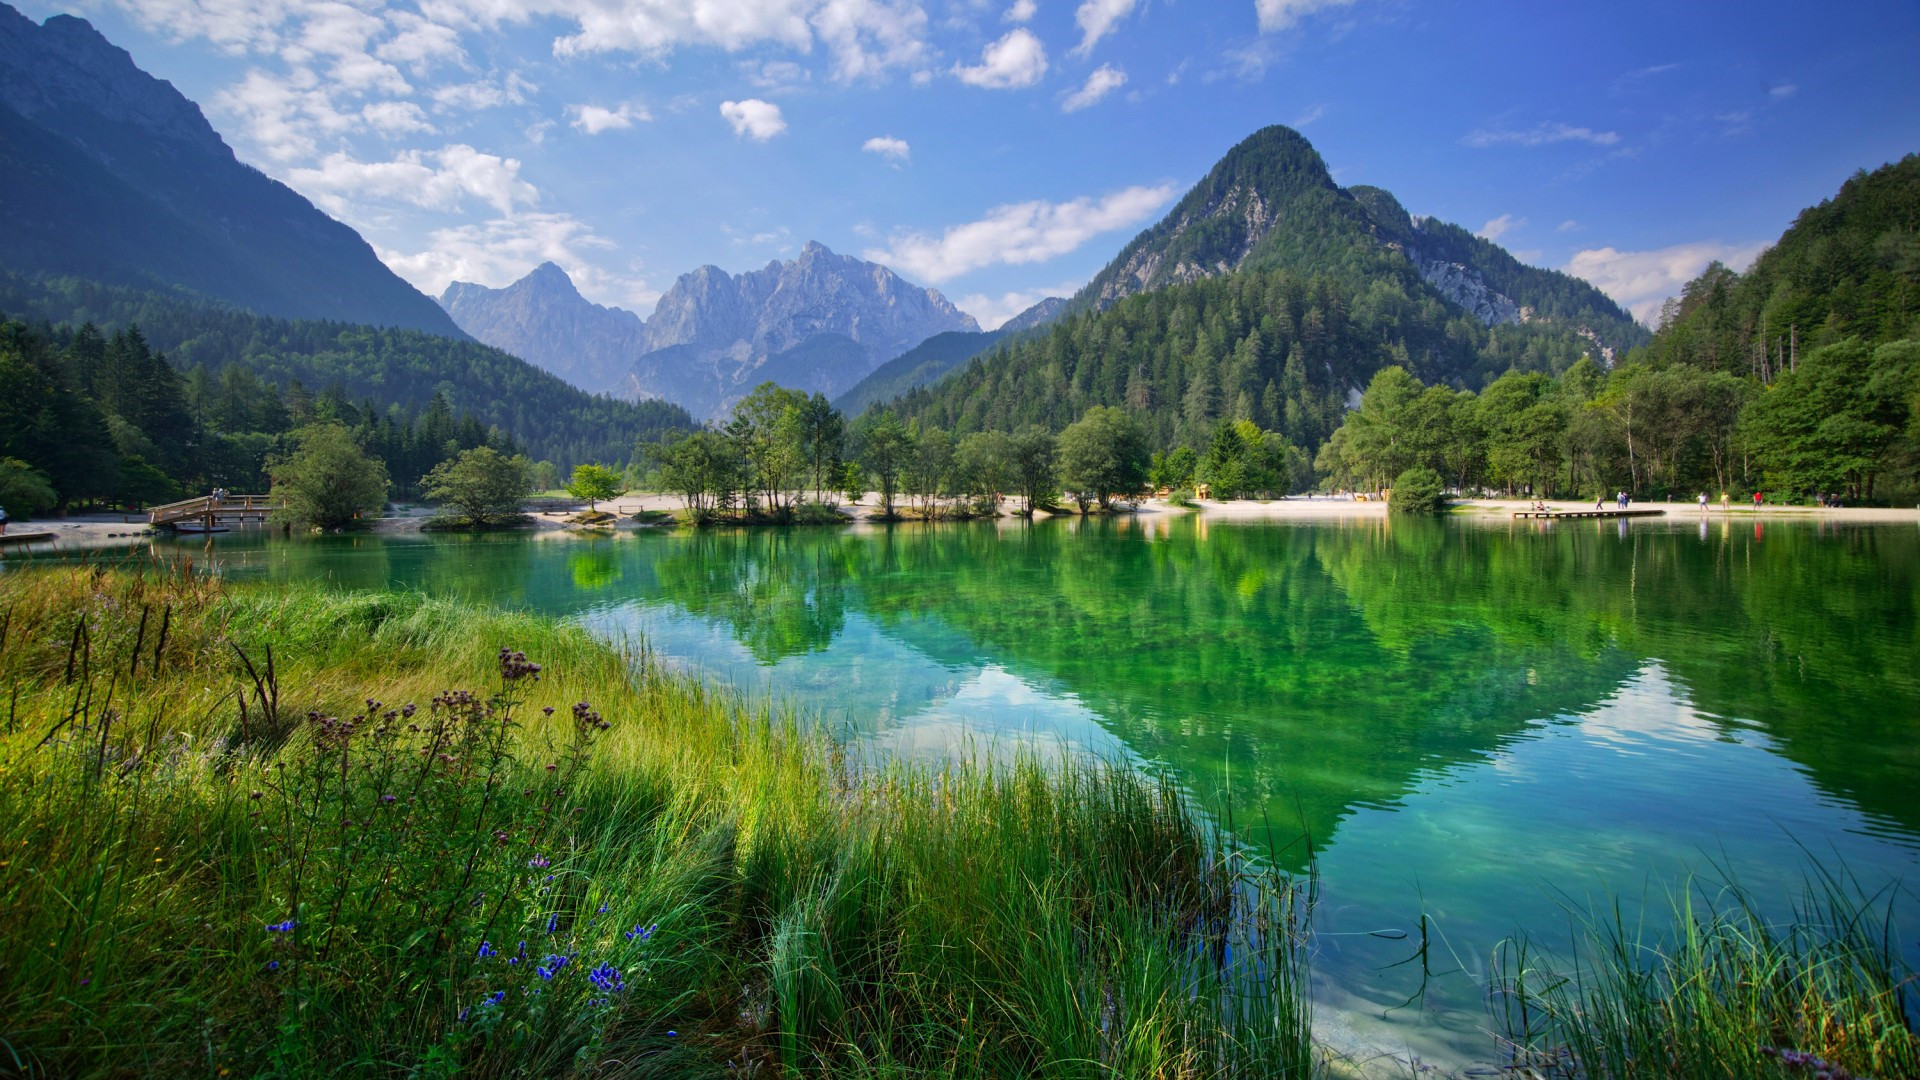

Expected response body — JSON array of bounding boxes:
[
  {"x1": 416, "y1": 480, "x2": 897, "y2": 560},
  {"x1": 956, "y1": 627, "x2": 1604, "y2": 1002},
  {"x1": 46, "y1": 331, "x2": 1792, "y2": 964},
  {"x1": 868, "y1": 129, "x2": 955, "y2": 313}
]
[
  {"x1": 0, "y1": 564, "x2": 1312, "y2": 1077},
  {"x1": 1493, "y1": 866, "x2": 1920, "y2": 1079}
]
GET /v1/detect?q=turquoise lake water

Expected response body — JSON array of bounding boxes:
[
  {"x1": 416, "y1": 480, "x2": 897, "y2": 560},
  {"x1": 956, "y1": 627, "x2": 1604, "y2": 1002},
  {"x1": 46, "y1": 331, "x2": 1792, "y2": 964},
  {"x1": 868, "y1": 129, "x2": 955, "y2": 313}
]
[{"x1": 33, "y1": 513, "x2": 1920, "y2": 1067}]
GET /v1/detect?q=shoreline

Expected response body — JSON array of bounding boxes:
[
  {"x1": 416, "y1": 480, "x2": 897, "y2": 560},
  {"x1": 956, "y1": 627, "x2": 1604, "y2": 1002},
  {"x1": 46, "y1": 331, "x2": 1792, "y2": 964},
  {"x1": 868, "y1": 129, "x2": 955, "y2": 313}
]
[{"x1": 9, "y1": 495, "x2": 1915, "y2": 556}]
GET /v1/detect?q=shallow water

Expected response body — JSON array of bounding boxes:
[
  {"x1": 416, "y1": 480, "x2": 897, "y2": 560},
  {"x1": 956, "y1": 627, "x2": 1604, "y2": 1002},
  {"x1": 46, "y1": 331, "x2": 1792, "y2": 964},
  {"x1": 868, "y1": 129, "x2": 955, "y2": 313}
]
[{"x1": 27, "y1": 513, "x2": 1920, "y2": 1067}]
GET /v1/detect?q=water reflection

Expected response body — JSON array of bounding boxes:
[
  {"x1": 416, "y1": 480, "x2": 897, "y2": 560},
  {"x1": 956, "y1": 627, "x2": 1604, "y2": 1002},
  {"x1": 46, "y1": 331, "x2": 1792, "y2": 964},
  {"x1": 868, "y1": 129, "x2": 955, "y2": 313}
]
[{"x1": 43, "y1": 516, "x2": 1920, "y2": 1069}]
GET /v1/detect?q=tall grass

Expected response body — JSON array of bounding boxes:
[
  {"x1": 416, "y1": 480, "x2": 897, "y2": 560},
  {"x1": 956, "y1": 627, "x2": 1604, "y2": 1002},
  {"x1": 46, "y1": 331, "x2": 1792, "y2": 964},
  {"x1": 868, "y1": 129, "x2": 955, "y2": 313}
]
[
  {"x1": 0, "y1": 563, "x2": 1311, "y2": 1077},
  {"x1": 1493, "y1": 869, "x2": 1920, "y2": 1079}
]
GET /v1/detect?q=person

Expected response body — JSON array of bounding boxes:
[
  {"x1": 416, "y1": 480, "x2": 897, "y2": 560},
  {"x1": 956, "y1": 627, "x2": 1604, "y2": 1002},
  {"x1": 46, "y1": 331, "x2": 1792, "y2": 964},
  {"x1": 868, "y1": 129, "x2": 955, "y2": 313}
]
[
  {"x1": 1722, "y1": 491, "x2": 1731, "y2": 511},
  {"x1": 1617, "y1": 490, "x2": 1628, "y2": 509},
  {"x1": 1753, "y1": 491, "x2": 1763, "y2": 508},
  {"x1": 1698, "y1": 492, "x2": 1708, "y2": 512},
  {"x1": 0, "y1": 504, "x2": 8, "y2": 535},
  {"x1": 1595, "y1": 494, "x2": 1605, "y2": 510}
]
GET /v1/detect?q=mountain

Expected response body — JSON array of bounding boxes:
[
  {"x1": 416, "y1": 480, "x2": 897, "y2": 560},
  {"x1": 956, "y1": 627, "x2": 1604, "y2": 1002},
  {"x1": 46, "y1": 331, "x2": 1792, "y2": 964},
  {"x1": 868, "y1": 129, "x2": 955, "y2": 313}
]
[
  {"x1": 0, "y1": 4, "x2": 463, "y2": 337},
  {"x1": 439, "y1": 264, "x2": 645, "y2": 396},
  {"x1": 441, "y1": 242, "x2": 979, "y2": 419},
  {"x1": 1074, "y1": 125, "x2": 1640, "y2": 356},
  {"x1": 1, "y1": 270, "x2": 694, "y2": 468},
  {"x1": 834, "y1": 295, "x2": 1067, "y2": 415},
  {"x1": 888, "y1": 126, "x2": 1648, "y2": 454},
  {"x1": 1638, "y1": 153, "x2": 1920, "y2": 373}
]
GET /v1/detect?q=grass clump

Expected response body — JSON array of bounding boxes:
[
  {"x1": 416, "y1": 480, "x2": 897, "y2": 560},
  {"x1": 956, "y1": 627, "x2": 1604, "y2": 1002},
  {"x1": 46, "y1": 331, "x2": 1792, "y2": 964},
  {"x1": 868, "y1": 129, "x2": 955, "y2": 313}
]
[
  {"x1": 1493, "y1": 869, "x2": 1920, "y2": 1079},
  {"x1": 0, "y1": 564, "x2": 1311, "y2": 1078}
]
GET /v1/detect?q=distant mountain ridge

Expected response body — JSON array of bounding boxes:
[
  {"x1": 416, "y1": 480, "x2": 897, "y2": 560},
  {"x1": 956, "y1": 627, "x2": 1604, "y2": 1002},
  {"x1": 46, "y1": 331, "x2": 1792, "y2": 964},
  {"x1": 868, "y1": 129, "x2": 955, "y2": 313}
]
[
  {"x1": 441, "y1": 242, "x2": 980, "y2": 419},
  {"x1": 0, "y1": 3, "x2": 464, "y2": 337},
  {"x1": 833, "y1": 295, "x2": 1067, "y2": 416}
]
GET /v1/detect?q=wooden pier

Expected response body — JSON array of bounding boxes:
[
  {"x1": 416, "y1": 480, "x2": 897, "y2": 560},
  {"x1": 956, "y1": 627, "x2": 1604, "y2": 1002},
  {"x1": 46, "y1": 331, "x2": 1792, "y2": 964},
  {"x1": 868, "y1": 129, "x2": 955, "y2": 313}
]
[
  {"x1": 147, "y1": 494, "x2": 278, "y2": 530},
  {"x1": 0, "y1": 530, "x2": 57, "y2": 547},
  {"x1": 1512, "y1": 508, "x2": 1667, "y2": 520}
]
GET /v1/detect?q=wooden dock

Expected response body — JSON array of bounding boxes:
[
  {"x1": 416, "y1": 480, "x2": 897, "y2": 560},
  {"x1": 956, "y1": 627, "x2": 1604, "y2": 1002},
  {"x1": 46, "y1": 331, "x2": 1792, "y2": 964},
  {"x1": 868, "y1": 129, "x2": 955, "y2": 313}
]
[
  {"x1": 1512, "y1": 508, "x2": 1667, "y2": 520},
  {"x1": 147, "y1": 494, "x2": 278, "y2": 529},
  {"x1": 0, "y1": 530, "x2": 57, "y2": 547}
]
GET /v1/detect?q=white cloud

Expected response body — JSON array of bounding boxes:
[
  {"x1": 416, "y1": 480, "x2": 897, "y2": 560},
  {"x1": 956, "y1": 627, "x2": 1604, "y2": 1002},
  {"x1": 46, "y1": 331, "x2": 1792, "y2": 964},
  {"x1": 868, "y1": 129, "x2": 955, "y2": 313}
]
[
  {"x1": 720, "y1": 98, "x2": 787, "y2": 139},
  {"x1": 1557, "y1": 219, "x2": 1582, "y2": 233},
  {"x1": 377, "y1": 11, "x2": 467, "y2": 73},
  {"x1": 570, "y1": 102, "x2": 651, "y2": 133},
  {"x1": 1770, "y1": 82, "x2": 1797, "y2": 99},
  {"x1": 1476, "y1": 213, "x2": 1524, "y2": 242},
  {"x1": 287, "y1": 144, "x2": 539, "y2": 216},
  {"x1": 1254, "y1": 0, "x2": 1358, "y2": 33},
  {"x1": 1566, "y1": 240, "x2": 1765, "y2": 325},
  {"x1": 378, "y1": 211, "x2": 652, "y2": 308},
  {"x1": 1292, "y1": 102, "x2": 1327, "y2": 127},
  {"x1": 953, "y1": 27, "x2": 1048, "y2": 89},
  {"x1": 1061, "y1": 63, "x2": 1125, "y2": 111},
  {"x1": 1004, "y1": 0, "x2": 1036, "y2": 22},
  {"x1": 1071, "y1": 0, "x2": 1134, "y2": 56},
  {"x1": 956, "y1": 280, "x2": 1080, "y2": 330},
  {"x1": 431, "y1": 72, "x2": 537, "y2": 112},
  {"x1": 865, "y1": 182, "x2": 1177, "y2": 282},
  {"x1": 1462, "y1": 122, "x2": 1621, "y2": 148},
  {"x1": 863, "y1": 135, "x2": 911, "y2": 161}
]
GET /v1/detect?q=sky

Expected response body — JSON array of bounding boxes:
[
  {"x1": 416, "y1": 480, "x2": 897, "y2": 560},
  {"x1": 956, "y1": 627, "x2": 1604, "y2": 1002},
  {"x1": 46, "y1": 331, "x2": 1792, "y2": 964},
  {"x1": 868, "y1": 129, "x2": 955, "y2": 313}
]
[{"x1": 21, "y1": 0, "x2": 1920, "y2": 328}]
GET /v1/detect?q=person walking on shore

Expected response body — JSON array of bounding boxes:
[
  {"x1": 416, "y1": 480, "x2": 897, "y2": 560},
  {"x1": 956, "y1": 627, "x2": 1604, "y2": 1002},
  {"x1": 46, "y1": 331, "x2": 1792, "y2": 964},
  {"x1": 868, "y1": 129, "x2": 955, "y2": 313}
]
[{"x1": 1698, "y1": 492, "x2": 1708, "y2": 512}]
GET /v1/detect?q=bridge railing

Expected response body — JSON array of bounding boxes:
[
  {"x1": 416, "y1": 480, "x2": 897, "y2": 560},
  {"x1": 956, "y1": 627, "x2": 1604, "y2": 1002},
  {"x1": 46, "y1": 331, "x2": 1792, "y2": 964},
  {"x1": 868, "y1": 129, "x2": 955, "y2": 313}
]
[{"x1": 147, "y1": 494, "x2": 278, "y2": 525}]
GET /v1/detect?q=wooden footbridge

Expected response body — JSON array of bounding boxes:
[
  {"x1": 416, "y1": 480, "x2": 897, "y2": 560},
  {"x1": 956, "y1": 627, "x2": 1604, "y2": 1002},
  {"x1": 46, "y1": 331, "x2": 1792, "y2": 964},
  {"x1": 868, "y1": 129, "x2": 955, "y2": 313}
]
[
  {"x1": 1512, "y1": 507, "x2": 1666, "y2": 520},
  {"x1": 147, "y1": 494, "x2": 278, "y2": 529}
]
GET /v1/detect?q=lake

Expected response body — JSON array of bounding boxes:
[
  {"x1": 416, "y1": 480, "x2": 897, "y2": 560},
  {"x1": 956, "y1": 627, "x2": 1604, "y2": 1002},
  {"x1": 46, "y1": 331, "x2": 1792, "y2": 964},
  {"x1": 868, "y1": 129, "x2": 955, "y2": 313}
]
[{"x1": 33, "y1": 513, "x2": 1920, "y2": 1068}]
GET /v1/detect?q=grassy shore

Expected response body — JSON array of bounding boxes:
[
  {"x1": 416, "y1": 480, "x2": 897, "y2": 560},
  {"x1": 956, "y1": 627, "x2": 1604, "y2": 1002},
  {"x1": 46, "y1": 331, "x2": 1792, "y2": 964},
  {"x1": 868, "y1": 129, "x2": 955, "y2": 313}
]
[{"x1": 0, "y1": 565, "x2": 1309, "y2": 1078}]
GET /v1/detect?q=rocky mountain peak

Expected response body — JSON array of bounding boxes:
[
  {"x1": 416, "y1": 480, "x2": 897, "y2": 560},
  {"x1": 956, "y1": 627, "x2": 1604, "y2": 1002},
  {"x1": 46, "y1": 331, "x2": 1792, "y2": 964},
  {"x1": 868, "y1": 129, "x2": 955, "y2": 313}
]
[
  {"x1": 0, "y1": 5, "x2": 228, "y2": 159},
  {"x1": 442, "y1": 246, "x2": 980, "y2": 420}
]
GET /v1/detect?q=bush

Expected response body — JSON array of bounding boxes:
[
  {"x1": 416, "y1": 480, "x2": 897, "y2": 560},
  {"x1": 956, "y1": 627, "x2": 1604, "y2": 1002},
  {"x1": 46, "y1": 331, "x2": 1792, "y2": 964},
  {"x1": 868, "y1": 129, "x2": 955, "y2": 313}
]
[{"x1": 1388, "y1": 466, "x2": 1448, "y2": 514}]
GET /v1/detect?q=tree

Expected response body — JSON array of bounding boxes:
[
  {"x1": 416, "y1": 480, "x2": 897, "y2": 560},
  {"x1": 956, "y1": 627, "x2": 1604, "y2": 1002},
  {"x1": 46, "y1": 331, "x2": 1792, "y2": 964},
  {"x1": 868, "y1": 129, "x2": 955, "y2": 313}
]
[
  {"x1": 0, "y1": 458, "x2": 58, "y2": 517},
  {"x1": 954, "y1": 430, "x2": 1013, "y2": 512},
  {"x1": 855, "y1": 411, "x2": 913, "y2": 518},
  {"x1": 1057, "y1": 406, "x2": 1150, "y2": 511},
  {"x1": 420, "y1": 446, "x2": 531, "y2": 525},
  {"x1": 529, "y1": 459, "x2": 561, "y2": 493},
  {"x1": 650, "y1": 430, "x2": 744, "y2": 518},
  {"x1": 906, "y1": 424, "x2": 953, "y2": 513},
  {"x1": 728, "y1": 383, "x2": 809, "y2": 514},
  {"x1": 1008, "y1": 425, "x2": 1058, "y2": 515},
  {"x1": 566, "y1": 463, "x2": 624, "y2": 512},
  {"x1": 1388, "y1": 466, "x2": 1448, "y2": 514},
  {"x1": 269, "y1": 422, "x2": 389, "y2": 529}
]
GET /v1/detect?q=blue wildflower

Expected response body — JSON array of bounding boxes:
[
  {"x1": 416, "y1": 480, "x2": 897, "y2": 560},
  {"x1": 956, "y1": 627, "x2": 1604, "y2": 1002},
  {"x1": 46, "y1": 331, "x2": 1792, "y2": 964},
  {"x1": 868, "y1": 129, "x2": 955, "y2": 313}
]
[
  {"x1": 487, "y1": 990, "x2": 506, "y2": 1005},
  {"x1": 267, "y1": 961, "x2": 279, "y2": 971},
  {"x1": 535, "y1": 953, "x2": 570, "y2": 981},
  {"x1": 588, "y1": 962, "x2": 625, "y2": 993},
  {"x1": 597, "y1": 902, "x2": 609, "y2": 914},
  {"x1": 477, "y1": 941, "x2": 497, "y2": 959},
  {"x1": 625, "y1": 922, "x2": 657, "y2": 942},
  {"x1": 528, "y1": 854, "x2": 550, "y2": 869},
  {"x1": 266, "y1": 919, "x2": 298, "y2": 933},
  {"x1": 546, "y1": 914, "x2": 560, "y2": 933}
]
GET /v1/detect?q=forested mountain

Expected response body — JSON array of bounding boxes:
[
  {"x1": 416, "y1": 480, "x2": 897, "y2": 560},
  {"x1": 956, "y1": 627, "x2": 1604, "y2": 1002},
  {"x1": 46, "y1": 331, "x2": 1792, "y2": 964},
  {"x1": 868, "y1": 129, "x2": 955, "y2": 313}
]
[
  {"x1": 1, "y1": 272, "x2": 694, "y2": 472},
  {"x1": 1313, "y1": 155, "x2": 1920, "y2": 503},
  {"x1": 885, "y1": 126, "x2": 1646, "y2": 460},
  {"x1": 1073, "y1": 126, "x2": 1641, "y2": 356},
  {"x1": 441, "y1": 243, "x2": 980, "y2": 419},
  {"x1": 1639, "y1": 154, "x2": 1920, "y2": 373},
  {"x1": 833, "y1": 295, "x2": 1067, "y2": 415},
  {"x1": 0, "y1": 4, "x2": 463, "y2": 337}
]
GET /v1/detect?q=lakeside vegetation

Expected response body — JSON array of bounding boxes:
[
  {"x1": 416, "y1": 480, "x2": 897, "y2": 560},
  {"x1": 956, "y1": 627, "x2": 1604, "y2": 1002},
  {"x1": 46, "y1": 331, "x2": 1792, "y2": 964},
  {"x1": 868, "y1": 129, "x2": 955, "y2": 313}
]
[
  {"x1": 0, "y1": 565, "x2": 1310, "y2": 1077},
  {"x1": 0, "y1": 272, "x2": 696, "y2": 513}
]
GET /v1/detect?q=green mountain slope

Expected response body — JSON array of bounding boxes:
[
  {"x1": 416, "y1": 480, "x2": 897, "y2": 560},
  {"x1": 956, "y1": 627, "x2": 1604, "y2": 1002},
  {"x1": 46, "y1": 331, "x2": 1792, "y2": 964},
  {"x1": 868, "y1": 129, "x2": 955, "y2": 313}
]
[
  {"x1": 1, "y1": 273, "x2": 694, "y2": 468},
  {"x1": 884, "y1": 126, "x2": 1647, "y2": 456},
  {"x1": 1641, "y1": 153, "x2": 1920, "y2": 373}
]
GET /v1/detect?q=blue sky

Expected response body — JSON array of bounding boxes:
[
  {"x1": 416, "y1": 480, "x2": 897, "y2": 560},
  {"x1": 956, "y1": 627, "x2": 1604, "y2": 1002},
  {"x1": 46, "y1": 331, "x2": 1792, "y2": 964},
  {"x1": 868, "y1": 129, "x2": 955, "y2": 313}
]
[{"x1": 22, "y1": 0, "x2": 1920, "y2": 327}]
